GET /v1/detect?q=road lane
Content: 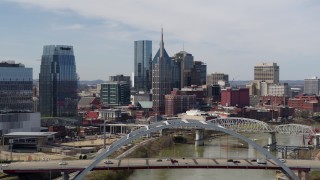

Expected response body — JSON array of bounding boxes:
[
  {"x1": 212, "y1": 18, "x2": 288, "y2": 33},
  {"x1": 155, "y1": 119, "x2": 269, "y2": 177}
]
[{"x1": 2, "y1": 158, "x2": 318, "y2": 173}]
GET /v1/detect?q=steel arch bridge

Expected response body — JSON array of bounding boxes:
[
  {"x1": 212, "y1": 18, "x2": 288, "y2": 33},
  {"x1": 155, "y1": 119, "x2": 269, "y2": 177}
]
[
  {"x1": 74, "y1": 119, "x2": 299, "y2": 180},
  {"x1": 208, "y1": 117, "x2": 316, "y2": 136},
  {"x1": 208, "y1": 117, "x2": 273, "y2": 133},
  {"x1": 274, "y1": 124, "x2": 317, "y2": 136}
]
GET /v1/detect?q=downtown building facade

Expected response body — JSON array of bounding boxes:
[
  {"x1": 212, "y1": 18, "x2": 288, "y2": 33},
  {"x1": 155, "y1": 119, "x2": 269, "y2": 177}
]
[
  {"x1": 254, "y1": 62, "x2": 279, "y2": 84},
  {"x1": 0, "y1": 61, "x2": 40, "y2": 135},
  {"x1": 249, "y1": 62, "x2": 280, "y2": 96},
  {"x1": 171, "y1": 52, "x2": 207, "y2": 89},
  {"x1": 134, "y1": 40, "x2": 152, "y2": 92},
  {"x1": 100, "y1": 81, "x2": 130, "y2": 106},
  {"x1": 221, "y1": 87, "x2": 249, "y2": 108},
  {"x1": 0, "y1": 61, "x2": 33, "y2": 112},
  {"x1": 304, "y1": 77, "x2": 320, "y2": 95},
  {"x1": 206, "y1": 72, "x2": 229, "y2": 85},
  {"x1": 39, "y1": 45, "x2": 78, "y2": 117},
  {"x1": 171, "y1": 51, "x2": 194, "y2": 89},
  {"x1": 165, "y1": 90, "x2": 196, "y2": 116},
  {"x1": 152, "y1": 29, "x2": 172, "y2": 115}
]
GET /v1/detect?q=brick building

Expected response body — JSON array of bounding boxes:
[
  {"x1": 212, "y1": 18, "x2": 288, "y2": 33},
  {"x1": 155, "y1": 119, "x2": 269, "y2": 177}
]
[
  {"x1": 165, "y1": 90, "x2": 196, "y2": 116},
  {"x1": 221, "y1": 88, "x2": 249, "y2": 108},
  {"x1": 288, "y1": 94, "x2": 320, "y2": 112}
]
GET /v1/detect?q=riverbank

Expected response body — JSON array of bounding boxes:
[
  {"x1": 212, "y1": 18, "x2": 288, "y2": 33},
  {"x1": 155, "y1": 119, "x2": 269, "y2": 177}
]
[{"x1": 85, "y1": 135, "x2": 174, "y2": 180}]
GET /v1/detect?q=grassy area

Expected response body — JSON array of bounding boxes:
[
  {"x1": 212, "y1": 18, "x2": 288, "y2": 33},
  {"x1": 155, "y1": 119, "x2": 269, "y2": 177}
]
[
  {"x1": 311, "y1": 170, "x2": 320, "y2": 180},
  {"x1": 85, "y1": 135, "x2": 174, "y2": 179},
  {"x1": 127, "y1": 135, "x2": 174, "y2": 158}
]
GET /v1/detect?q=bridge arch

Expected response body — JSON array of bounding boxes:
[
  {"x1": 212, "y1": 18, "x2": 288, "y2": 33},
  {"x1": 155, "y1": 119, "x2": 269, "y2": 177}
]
[
  {"x1": 275, "y1": 124, "x2": 317, "y2": 135},
  {"x1": 208, "y1": 117, "x2": 273, "y2": 133},
  {"x1": 74, "y1": 119, "x2": 299, "y2": 180}
]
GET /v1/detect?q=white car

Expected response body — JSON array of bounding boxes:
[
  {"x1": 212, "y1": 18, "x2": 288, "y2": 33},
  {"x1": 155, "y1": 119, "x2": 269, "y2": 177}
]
[
  {"x1": 59, "y1": 161, "x2": 68, "y2": 165},
  {"x1": 279, "y1": 159, "x2": 286, "y2": 163},
  {"x1": 1, "y1": 164, "x2": 9, "y2": 167},
  {"x1": 257, "y1": 159, "x2": 267, "y2": 164}
]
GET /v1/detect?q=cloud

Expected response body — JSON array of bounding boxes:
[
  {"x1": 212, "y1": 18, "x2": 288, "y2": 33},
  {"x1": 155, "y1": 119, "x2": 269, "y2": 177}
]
[
  {"x1": 4, "y1": 0, "x2": 320, "y2": 80},
  {"x1": 51, "y1": 23, "x2": 85, "y2": 31}
]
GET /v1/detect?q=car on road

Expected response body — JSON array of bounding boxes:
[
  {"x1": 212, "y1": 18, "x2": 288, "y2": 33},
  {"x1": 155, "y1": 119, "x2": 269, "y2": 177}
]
[
  {"x1": 156, "y1": 159, "x2": 162, "y2": 162},
  {"x1": 227, "y1": 159, "x2": 233, "y2": 162},
  {"x1": 58, "y1": 161, "x2": 68, "y2": 165},
  {"x1": 279, "y1": 159, "x2": 286, "y2": 163},
  {"x1": 1, "y1": 164, "x2": 9, "y2": 167},
  {"x1": 257, "y1": 159, "x2": 267, "y2": 164},
  {"x1": 171, "y1": 159, "x2": 178, "y2": 164},
  {"x1": 104, "y1": 160, "x2": 114, "y2": 164},
  {"x1": 233, "y1": 160, "x2": 241, "y2": 163}
]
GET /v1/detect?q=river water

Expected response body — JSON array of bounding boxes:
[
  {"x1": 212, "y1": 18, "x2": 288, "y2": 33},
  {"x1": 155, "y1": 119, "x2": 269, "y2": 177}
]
[{"x1": 129, "y1": 132, "x2": 306, "y2": 180}]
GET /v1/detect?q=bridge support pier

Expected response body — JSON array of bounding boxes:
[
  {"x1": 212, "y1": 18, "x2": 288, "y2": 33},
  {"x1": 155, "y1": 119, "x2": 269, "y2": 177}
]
[
  {"x1": 281, "y1": 147, "x2": 288, "y2": 159},
  {"x1": 159, "y1": 129, "x2": 163, "y2": 137},
  {"x1": 298, "y1": 170, "x2": 310, "y2": 180},
  {"x1": 195, "y1": 129, "x2": 204, "y2": 146},
  {"x1": 61, "y1": 171, "x2": 69, "y2": 180},
  {"x1": 267, "y1": 132, "x2": 276, "y2": 151}
]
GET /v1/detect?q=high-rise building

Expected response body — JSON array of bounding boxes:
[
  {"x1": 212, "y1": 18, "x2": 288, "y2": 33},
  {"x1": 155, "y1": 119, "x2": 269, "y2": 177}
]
[
  {"x1": 304, "y1": 77, "x2": 320, "y2": 95},
  {"x1": 100, "y1": 81, "x2": 130, "y2": 106},
  {"x1": 0, "y1": 61, "x2": 40, "y2": 135},
  {"x1": 134, "y1": 40, "x2": 152, "y2": 92},
  {"x1": 165, "y1": 90, "x2": 196, "y2": 116},
  {"x1": 109, "y1": 74, "x2": 131, "y2": 87},
  {"x1": 152, "y1": 29, "x2": 172, "y2": 114},
  {"x1": 39, "y1": 45, "x2": 78, "y2": 117},
  {"x1": 207, "y1": 73, "x2": 229, "y2": 85},
  {"x1": 171, "y1": 51, "x2": 194, "y2": 89},
  {"x1": 254, "y1": 62, "x2": 279, "y2": 84},
  {"x1": 0, "y1": 61, "x2": 33, "y2": 112},
  {"x1": 191, "y1": 61, "x2": 207, "y2": 86}
]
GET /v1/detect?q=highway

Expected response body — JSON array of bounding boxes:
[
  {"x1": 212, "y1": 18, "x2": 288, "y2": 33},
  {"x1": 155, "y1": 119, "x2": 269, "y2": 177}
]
[{"x1": 1, "y1": 158, "x2": 318, "y2": 173}]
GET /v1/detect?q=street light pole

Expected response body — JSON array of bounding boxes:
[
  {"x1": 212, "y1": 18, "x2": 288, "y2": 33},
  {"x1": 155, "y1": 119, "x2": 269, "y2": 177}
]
[
  {"x1": 9, "y1": 139, "x2": 13, "y2": 161},
  {"x1": 103, "y1": 120, "x2": 106, "y2": 149}
]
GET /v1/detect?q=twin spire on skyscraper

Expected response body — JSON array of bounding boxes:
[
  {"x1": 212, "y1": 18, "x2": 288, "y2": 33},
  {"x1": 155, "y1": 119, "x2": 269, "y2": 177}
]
[{"x1": 160, "y1": 27, "x2": 164, "y2": 58}]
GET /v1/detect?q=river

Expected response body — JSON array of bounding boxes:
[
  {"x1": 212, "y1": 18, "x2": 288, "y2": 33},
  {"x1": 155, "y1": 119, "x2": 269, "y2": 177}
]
[{"x1": 129, "y1": 132, "x2": 306, "y2": 180}]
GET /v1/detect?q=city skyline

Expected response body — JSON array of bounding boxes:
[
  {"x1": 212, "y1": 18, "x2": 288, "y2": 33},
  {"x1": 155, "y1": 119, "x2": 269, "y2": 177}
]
[{"x1": 1, "y1": 1, "x2": 320, "y2": 80}]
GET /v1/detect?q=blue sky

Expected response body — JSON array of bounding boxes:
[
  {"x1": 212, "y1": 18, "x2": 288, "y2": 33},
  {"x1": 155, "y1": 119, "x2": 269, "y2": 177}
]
[{"x1": 1, "y1": 0, "x2": 320, "y2": 81}]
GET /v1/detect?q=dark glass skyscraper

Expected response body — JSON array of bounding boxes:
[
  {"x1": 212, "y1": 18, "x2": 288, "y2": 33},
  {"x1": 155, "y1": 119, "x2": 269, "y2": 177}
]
[
  {"x1": 134, "y1": 40, "x2": 152, "y2": 92},
  {"x1": 39, "y1": 45, "x2": 78, "y2": 117},
  {"x1": 152, "y1": 29, "x2": 172, "y2": 114}
]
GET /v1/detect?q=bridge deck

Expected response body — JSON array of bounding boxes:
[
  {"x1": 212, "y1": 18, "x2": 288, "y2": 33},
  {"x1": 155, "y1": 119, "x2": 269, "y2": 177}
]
[{"x1": 2, "y1": 158, "x2": 316, "y2": 173}]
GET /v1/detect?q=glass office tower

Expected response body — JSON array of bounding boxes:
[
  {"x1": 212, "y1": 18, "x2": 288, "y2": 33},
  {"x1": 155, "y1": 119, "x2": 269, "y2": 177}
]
[
  {"x1": 152, "y1": 29, "x2": 172, "y2": 114},
  {"x1": 134, "y1": 40, "x2": 152, "y2": 92},
  {"x1": 39, "y1": 45, "x2": 78, "y2": 117},
  {"x1": 0, "y1": 61, "x2": 33, "y2": 112}
]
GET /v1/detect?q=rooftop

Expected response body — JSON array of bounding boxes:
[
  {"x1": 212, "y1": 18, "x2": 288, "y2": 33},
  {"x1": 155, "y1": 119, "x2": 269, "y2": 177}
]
[{"x1": 4, "y1": 132, "x2": 57, "y2": 137}]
